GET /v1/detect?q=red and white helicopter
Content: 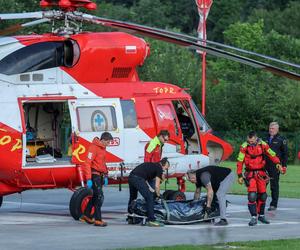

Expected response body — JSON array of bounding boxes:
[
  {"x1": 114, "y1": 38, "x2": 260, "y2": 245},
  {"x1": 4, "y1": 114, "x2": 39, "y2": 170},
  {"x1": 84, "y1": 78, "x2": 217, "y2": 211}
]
[{"x1": 0, "y1": 0, "x2": 299, "y2": 219}]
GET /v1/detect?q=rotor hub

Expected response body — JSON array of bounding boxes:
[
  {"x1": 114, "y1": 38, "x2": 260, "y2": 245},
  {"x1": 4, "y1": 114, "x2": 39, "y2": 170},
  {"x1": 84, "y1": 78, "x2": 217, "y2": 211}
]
[{"x1": 40, "y1": 0, "x2": 97, "y2": 12}]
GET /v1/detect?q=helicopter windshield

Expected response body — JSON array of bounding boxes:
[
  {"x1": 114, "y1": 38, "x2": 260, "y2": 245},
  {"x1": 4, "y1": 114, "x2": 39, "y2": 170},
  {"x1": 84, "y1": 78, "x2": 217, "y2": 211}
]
[
  {"x1": 0, "y1": 42, "x2": 64, "y2": 75},
  {"x1": 0, "y1": 40, "x2": 80, "y2": 75},
  {"x1": 190, "y1": 100, "x2": 211, "y2": 132}
]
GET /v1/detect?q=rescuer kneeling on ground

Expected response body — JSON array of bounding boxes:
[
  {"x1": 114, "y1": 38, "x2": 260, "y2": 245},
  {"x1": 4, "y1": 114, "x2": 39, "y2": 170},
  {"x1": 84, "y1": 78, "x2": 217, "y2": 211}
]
[
  {"x1": 237, "y1": 131, "x2": 283, "y2": 226},
  {"x1": 187, "y1": 165, "x2": 234, "y2": 226},
  {"x1": 127, "y1": 158, "x2": 170, "y2": 227},
  {"x1": 80, "y1": 132, "x2": 113, "y2": 227}
]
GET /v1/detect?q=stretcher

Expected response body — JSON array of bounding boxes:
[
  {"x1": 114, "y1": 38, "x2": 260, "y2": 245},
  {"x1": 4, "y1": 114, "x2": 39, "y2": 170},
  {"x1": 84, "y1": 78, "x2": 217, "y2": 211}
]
[{"x1": 127, "y1": 196, "x2": 221, "y2": 225}]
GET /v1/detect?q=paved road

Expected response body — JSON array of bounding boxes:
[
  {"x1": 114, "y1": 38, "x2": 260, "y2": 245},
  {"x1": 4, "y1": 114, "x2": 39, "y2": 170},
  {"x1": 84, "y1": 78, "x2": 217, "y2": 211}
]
[{"x1": 0, "y1": 187, "x2": 300, "y2": 250}]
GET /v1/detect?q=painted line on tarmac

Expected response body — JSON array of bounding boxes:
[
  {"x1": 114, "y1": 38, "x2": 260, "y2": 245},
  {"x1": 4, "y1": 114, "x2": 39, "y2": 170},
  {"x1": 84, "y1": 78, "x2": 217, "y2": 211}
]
[
  {"x1": 228, "y1": 207, "x2": 297, "y2": 213},
  {"x1": 0, "y1": 214, "x2": 72, "y2": 225},
  {"x1": 3, "y1": 201, "x2": 68, "y2": 208},
  {"x1": 229, "y1": 217, "x2": 299, "y2": 223},
  {"x1": 165, "y1": 221, "x2": 300, "y2": 230},
  {"x1": 3, "y1": 201, "x2": 126, "y2": 211}
]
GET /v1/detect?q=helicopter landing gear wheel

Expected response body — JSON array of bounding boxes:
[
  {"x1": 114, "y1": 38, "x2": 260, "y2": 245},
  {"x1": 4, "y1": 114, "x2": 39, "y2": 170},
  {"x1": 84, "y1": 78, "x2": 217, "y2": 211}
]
[
  {"x1": 0, "y1": 196, "x2": 3, "y2": 208},
  {"x1": 69, "y1": 187, "x2": 92, "y2": 220}
]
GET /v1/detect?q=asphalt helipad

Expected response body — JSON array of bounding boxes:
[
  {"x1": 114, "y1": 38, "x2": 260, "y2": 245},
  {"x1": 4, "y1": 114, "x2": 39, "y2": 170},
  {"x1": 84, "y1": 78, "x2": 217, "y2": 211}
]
[{"x1": 0, "y1": 187, "x2": 299, "y2": 250}]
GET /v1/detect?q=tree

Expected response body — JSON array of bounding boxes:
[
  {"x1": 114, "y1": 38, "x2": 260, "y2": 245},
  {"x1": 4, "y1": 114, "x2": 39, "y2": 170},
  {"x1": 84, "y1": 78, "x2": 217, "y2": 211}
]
[
  {"x1": 204, "y1": 20, "x2": 300, "y2": 132},
  {"x1": 138, "y1": 38, "x2": 200, "y2": 90},
  {"x1": 249, "y1": 1, "x2": 300, "y2": 39},
  {"x1": 206, "y1": 0, "x2": 247, "y2": 42}
]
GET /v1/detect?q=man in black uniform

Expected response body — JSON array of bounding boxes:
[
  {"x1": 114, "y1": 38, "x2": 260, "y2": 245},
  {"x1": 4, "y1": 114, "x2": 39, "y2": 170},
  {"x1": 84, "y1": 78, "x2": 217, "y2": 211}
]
[
  {"x1": 187, "y1": 165, "x2": 234, "y2": 226},
  {"x1": 266, "y1": 122, "x2": 288, "y2": 211},
  {"x1": 176, "y1": 107, "x2": 195, "y2": 139},
  {"x1": 127, "y1": 158, "x2": 170, "y2": 227}
]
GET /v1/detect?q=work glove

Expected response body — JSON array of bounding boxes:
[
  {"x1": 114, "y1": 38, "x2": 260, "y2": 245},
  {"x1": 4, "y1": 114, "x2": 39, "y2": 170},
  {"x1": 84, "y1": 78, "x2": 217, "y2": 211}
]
[
  {"x1": 104, "y1": 176, "x2": 109, "y2": 186},
  {"x1": 281, "y1": 166, "x2": 287, "y2": 175},
  {"x1": 238, "y1": 177, "x2": 244, "y2": 185},
  {"x1": 86, "y1": 179, "x2": 93, "y2": 189}
]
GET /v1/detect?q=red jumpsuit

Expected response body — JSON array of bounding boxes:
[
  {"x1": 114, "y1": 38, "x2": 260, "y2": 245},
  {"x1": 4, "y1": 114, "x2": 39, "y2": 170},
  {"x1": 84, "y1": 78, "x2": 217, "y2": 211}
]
[
  {"x1": 83, "y1": 137, "x2": 108, "y2": 180},
  {"x1": 82, "y1": 137, "x2": 108, "y2": 222},
  {"x1": 237, "y1": 139, "x2": 280, "y2": 216},
  {"x1": 144, "y1": 136, "x2": 162, "y2": 163}
]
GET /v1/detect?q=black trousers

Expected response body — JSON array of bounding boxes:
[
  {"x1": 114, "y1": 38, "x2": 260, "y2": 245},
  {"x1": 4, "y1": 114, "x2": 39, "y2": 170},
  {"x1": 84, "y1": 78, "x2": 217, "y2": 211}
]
[
  {"x1": 84, "y1": 174, "x2": 104, "y2": 221},
  {"x1": 266, "y1": 164, "x2": 280, "y2": 207},
  {"x1": 128, "y1": 174, "x2": 155, "y2": 221}
]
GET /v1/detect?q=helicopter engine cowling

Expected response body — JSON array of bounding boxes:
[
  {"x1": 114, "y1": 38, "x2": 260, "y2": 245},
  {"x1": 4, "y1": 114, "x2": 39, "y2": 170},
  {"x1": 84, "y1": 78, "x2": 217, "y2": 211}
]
[{"x1": 62, "y1": 32, "x2": 150, "y2": 84}]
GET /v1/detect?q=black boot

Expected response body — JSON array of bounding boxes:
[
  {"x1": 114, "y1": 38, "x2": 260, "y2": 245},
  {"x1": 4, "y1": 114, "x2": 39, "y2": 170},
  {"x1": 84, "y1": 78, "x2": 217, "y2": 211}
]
[
  {"x1": 248, "y1": 216, "x2": 257, "y2": 226},
  {"x1": 258, "y1": 215, "x2": 270, "y2": 224}
]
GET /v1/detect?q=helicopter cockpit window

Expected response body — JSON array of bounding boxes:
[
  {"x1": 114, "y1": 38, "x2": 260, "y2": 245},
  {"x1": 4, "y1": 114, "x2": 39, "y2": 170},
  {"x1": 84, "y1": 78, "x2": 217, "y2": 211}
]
[
  {"x1": 77, "y1": 106, "x2": 117, "y2": 132},
  {"x1": 121, "y1": 100, "x2": 138, "y2": 128},
  {"x1": 191, "y1": 100, "x2": 211, "y2": 132},
  {"x1": 0, "y1": 42, "x2": 64, "y2": 75},
  {"x1": 173, "y1": 101, "x2": 195, "y2": 139}
]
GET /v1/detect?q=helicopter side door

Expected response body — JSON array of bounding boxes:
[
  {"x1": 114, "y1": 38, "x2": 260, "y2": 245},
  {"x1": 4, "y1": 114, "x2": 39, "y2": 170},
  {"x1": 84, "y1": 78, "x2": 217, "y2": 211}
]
[
  {"x1": 68, "y1": 98, "x2": 124, "y2": 164},
  {"x1": 151, "y1": 100, "x2": 185, "y2": 156}
]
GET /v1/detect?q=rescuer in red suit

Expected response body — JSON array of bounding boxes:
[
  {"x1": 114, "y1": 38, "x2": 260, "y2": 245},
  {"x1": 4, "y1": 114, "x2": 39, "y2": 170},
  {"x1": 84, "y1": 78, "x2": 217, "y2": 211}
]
[
  {"x1": 144, "y1": 130, "x2": 170, "y2": 163},
  {"x1": 80, "y1": 132, "x2": 113, "y2": 227},
  {"x1": 237, "y1": 131, "x2": 283, "y2": 226},
  {"x1": 144, "y1": 130, "x2": 170, "y2": 189}
]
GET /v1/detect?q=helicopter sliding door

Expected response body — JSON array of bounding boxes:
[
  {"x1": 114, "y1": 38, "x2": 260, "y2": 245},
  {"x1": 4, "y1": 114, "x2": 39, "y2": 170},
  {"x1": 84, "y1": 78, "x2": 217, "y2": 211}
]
[
  {"x1": 151, "y1": 100, "x2": 185, "y2": 156},
  {"x1": 68, "y1": 98, "x2": 124, "y2": 165},
  {"x1": 172, "y1": 100, "x2": 201, "y2": 155}
]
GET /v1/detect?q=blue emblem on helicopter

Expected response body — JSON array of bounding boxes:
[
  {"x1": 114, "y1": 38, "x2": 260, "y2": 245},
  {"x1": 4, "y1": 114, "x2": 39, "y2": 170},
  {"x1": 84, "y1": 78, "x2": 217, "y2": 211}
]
[{"x1": 91, "y1": 110, "x2": 107, "y2": 131}]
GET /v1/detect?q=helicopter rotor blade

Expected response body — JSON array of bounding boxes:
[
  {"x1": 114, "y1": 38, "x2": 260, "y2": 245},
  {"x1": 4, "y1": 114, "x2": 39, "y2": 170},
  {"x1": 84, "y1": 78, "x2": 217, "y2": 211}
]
[
  {"x1": 125, "y1": 24, "x2": 300, "y2": 70},
  {"x1": 0, "y1": 19, "x2": 50, "y2": 36},
  {"x1": 0, "y1": 12, "x2": 44, "y2": 20},
  {"x1": 74, "y1": 14, "x2": 300, "y2": 82},
  {"x1": 0, "y1": 11, "x2": 64, "y2": 21},
  {"x1": 203, "y1": 40, "x2": 300, "y2": 69}
]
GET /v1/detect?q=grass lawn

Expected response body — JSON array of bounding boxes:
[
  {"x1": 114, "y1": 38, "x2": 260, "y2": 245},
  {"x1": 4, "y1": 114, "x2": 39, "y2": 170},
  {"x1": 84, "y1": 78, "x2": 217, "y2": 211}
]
[
  {"x1": 161, "y1": 161, "x2": 300, "y2": 199},
  {"x1": 125, "y1": 238, "x2": 300, "y2": 250}
]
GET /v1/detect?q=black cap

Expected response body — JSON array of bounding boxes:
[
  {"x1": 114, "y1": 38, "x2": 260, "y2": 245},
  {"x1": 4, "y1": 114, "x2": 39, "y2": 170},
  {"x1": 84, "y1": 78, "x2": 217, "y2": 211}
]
[{"x1": 100, "y1": 132, "x2": 113, "y2": 141}]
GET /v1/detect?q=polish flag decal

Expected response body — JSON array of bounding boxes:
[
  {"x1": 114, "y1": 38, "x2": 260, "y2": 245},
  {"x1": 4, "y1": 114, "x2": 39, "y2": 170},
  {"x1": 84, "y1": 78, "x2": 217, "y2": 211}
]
[{"x1": 125, "y1": 45, "x2": 137, "y2": 54}]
